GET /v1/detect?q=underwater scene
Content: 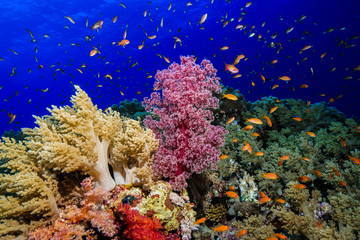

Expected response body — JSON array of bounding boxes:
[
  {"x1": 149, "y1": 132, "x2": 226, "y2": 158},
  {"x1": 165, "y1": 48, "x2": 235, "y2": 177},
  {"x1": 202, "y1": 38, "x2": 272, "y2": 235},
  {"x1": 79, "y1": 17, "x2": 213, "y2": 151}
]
[{"x1": 0, "y1": 0, "x2": 360, "y2": 239}]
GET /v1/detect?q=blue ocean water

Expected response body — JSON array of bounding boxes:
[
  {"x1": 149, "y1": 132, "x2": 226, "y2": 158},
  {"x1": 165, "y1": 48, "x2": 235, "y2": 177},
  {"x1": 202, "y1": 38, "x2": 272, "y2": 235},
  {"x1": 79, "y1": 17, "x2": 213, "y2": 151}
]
[{"x1": 0, "y1": 0, "x2": 359, "y2": 135}]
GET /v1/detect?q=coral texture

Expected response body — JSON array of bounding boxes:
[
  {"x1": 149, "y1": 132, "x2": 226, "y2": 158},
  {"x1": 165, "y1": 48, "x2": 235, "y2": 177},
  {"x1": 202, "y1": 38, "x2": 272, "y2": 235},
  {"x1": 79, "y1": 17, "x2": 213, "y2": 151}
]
[
  {"x1": 143, "y1": 56, "x2": 227, "y2": 190},
  {"x1": 28, "y1": 177, "x2": 117, "y2": 240},
  {"x1": 22, "y1": 85, "x2": 158, "y2": 191}
]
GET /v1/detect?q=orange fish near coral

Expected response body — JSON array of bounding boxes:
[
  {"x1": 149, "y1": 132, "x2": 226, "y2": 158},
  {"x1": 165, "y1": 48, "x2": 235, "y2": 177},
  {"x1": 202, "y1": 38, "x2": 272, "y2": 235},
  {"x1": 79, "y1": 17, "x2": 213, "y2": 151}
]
[
  {"x1": 293, "y1": 184, "x2": 306, "y2": 189},
  {"x1": 263, "y1": 115, "x2": 272, "y2": 127},
  {"x1": 348, "y1": 155, "x2": 360, "y2": 165},
  {"x1": 213, "y1": 225, "x2": 229, "y2": 232},
  {"x1": 244, "y1": 125, "x2": 253, "y2": 131},
  {"x1": 297, "y1": 176, "x2": 312, "y2": 182},
  {"x1": 194, "y1": 217, "x2": 206, "y2": 225},
  {"x1": 270, "y1": 106, "x2": 278, "y2": 113},
  {"x1": 226, "y1": 117, "x2": 235, "y2": 124},
  {"x1": 262, "y1": 173, "x2": 278, "y2": 179},
  {"x1": 293, "y1": 116, "x2": 302, "y2": 121},
  {"x1": 220, "y1": 155, "x2": 228, "y2": 159},
  {"x1": 255, "y1": 152, "x2": 264, "y2": 156},
  {"x1": 225, "y1": 191, "x2": 239, "y2": 198},
  {"x1": 247, "y1": 118, "x2": 263, "y2": 125},
  {"x1": 273, "y1": 233, "x2": 288, "y2": 239},
  {"x1": 242, "y1": 142, "x2": 252, "y2": 153},
  {"x1": 306, "y1": 132, "x2": 316, "y2": 137},
  {"x1": 280, "y1": 155, "x2": 289, "y2": 161},
  {"x1": 7, "y1": 112, "x2": 16, "y2": 124},
  {"x1": 237, "y1": 229, "x2": 247, "y2": 237},
  {"x1": 224, "y1": 62, "x2": 239, "y2": 74},
  {"x1": 251, "y1": 133, "x2": 260, "y2": 137},
  {"x1": 313, "y1": 170, "x2": 322, "y2": 177},
  {"x1": 223, "y1": 93, "x2": 238, "y2": 100},
  {"x1": 259, "y1": 196, "x2": 271, "y2": 204},
  {"x1": 302, "y1": 157, "x2": 310, "y2": 162},
  {"x1": 276, "y1": 199, "x2": 286, "y2": 204}
]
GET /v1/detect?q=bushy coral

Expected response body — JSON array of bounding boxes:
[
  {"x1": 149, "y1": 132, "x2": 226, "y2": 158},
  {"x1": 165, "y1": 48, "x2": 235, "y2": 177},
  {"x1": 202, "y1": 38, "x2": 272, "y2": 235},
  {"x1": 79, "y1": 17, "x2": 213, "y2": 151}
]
[
  {"x1": 28, "y1": 177, "x2": 117, "y2": 239},
  {"x1": 114, "y1": 202, "x2": 166, "y2": 240},
  {"x1": 22, "y1": 85, "x2": 158, "y2": 191},
  {"x1": 143, "y1": 56, "x2": 227, "y2": 191},
  {"x1": 0, "y1": 137, "x2": 60, "y2": 238}
]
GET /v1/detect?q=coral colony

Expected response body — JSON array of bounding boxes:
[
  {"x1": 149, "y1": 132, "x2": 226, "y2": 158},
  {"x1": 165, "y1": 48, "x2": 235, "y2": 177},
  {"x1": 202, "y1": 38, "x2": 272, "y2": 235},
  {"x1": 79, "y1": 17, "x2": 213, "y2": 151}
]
[{"x1": 1, "y1": 56, "x2": 360, "y2": 240}]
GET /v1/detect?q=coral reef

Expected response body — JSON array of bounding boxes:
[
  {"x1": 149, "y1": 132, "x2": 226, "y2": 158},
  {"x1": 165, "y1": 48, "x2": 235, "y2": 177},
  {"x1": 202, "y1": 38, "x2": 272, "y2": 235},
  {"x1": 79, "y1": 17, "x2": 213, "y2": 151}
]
[{"x1": 143, "y1": 56, "x2": 227, "y2": 191}]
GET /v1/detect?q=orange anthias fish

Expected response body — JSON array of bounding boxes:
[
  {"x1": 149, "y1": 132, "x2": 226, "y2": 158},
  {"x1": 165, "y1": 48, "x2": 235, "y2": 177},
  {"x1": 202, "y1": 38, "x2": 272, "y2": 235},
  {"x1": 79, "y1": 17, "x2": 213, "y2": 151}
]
[
  {"x1": 226, "y1": 116, "x2": 235, "y2": 124},
  {"x1": 348, "y1": 155, "x2": 360, "y2": 165},
  {"x1": 313, "y1": 170, "x2": 322, "y2": 177},
  {"x1": 259, "y1": 196, "x2": 271, "y2": 204},
  {"x1": 270, "y1": 106, "x2": 278, "y2": 113},
  {"x1": 273, "y1": 233, "x2": 288, "y2": 239},
  {"x1": 220, "y1": 155, "x2": 228, "y2": 159},
  {"x1": 263, "y1": 115, "x2": 272, "y2": 127},
  {"x1": 237, "y1": 229, "x2": 247, "y2": 237},
  {"x1": 213, "y1": 225, "x2": 229, "y2": 232},
  {"x1": 280, "y1": 155, "x2": 289, "y2": 161},
  {"x1": 224, "y1": 62, "x2": 239, "y2": 74},
  {"x1": 331, "y1": 167, "x2": 340, "y2": 177},
  {"x1": 262, "y1": 173, "x2": 278, "y2": 179},
  {"x1": 302, "y1": 157, "x2": 310, "y2": 162},
  {"x1": 223, "y1": 93, "x2": 238, "y2": 100},
  {"x1": 293, "y1": 184, "x2": 306, "y2": 189},
  {"x1": 225, "y1": 191, "x2": 239, "y2": 198},
  {"x1": 194, "y1": 217, "x2": 206, "y2": 225},
  {"x1": 244, "y1": 125, "x2": 253, "y2": 131},
  {"x1": 252, "y1": 132, "x2": 260, "y2": 137},
  {"x1": 255, "y1": 152, "x2": 264, "y2": 156},
  {"x1": 7, "y1": 112, "x2": 16, "y2": 124},
  {"x1": 297, "y1": 176, "x2": 312, "y2": 182},
  {"x1": 340, "y1": 137, "x2": 346, "y2": 148},
  {"x1": 306, "y1": 131, "x2": 316, "y2": 137},
  {"x1": 89, "y1": 49, "x2": 99, "y2": 57},
  {"x1": 278, "y1": 76, "x2": 291, "y2": 81},
  {"x1": 247, "y1": 118, "x2": 263, "y2": 125},
  {"x1": 242, "y1": 142, "x2": 252, "y2": 153},
  {"x1": 89, "y1": 20, "x2": 103, "y2": 31},
  {"x1": 233, "y1": 54, "x2": 245, "y2": 65},
  {"x1": 293, "y1": 116, "x2": 302, "y2": 121},
  {"x1": 118, "y1": 39, "x2": 130, "y2": 46},
  {"x1": 276, "y1": 199, "x2": 286, "y2": 204}
]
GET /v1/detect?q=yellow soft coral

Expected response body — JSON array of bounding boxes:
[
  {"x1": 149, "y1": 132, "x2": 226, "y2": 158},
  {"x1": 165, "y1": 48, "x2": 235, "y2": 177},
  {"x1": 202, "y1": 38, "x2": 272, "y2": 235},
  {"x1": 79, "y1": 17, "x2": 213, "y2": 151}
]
[
  {"x1": 23, "y1": 85, "x2": 158, "y2": 191},
  {"x1": 0, "y1": 138, "x2": 60, "y2": 238}
]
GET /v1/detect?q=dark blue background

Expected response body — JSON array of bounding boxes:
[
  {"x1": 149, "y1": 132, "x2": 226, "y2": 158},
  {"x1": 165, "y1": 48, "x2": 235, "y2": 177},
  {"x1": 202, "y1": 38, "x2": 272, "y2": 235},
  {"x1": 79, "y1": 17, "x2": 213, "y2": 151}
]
[{"x1": 0, "y1": 0, "x2": 359, "y2": 135}]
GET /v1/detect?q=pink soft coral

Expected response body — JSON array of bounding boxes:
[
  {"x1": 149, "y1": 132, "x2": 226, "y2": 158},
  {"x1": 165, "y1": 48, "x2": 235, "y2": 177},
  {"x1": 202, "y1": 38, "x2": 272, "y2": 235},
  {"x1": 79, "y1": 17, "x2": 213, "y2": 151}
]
[
  {"x1": 114, "y1": 203, "x2": 166, "y2": 240},
  {"x1": 143, "y1": 56, "x2": 227, "y2": 191}
]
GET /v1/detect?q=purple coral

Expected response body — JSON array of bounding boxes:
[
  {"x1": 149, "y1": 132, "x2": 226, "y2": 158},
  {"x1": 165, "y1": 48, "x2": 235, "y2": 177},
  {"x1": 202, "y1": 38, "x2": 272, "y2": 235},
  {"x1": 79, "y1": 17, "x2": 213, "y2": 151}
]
[{"x1": 143, "y1": 56, "x2": 227, "y2": 191}]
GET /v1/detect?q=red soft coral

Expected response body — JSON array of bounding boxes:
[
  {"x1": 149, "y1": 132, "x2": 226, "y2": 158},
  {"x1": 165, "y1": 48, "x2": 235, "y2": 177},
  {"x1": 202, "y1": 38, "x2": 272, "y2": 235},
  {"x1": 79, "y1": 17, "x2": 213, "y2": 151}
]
[{"x1": 115, "y1": 202, "x2": 166, "y2": 240}]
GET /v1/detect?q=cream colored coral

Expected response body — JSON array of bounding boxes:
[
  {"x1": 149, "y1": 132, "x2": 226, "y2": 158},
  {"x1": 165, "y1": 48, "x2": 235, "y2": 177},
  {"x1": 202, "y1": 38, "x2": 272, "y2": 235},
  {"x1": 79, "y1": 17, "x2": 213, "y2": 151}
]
[
  {"x1": 23, "y1": 85, "x2": 158, "y2": 191},
  {"x1": 110, "y1": 118, "x2": 158, "y2": 186},
  {"x1": 0, "y1": 138, "x2": 59, "y2": 238}
]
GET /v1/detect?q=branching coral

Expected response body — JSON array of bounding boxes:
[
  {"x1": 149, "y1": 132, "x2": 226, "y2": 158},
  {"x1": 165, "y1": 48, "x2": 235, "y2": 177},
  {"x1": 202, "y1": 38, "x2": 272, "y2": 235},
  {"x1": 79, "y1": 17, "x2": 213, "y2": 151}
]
[
  {"x1": 0, "y1": 137, "x2": 60, "y2": 239},
  {"x1": 23, "y1": 85, "x2": 158, "y2": 191}
]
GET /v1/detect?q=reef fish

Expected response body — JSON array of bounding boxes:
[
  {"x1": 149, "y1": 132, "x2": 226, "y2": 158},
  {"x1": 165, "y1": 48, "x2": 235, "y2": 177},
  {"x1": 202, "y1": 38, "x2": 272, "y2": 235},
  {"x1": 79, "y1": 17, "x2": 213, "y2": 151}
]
[
  {"x1": 90, "y1": 20, "x2": 103, "y2": 31},
  {"x1": 225, "y1": 191, "x2": 239, "y2": 198},
  {"x1": 194, "y1": 217, "x2": 206, "y2": 225},
  {"x1": 262, "y1": 173, "x2": 278, "y2": 179},
  {"x1": 246, "y1": 118, "x2": 263, "y2": 124},
  {"x1": 223, "y1": 93, "x2": 238, "y2": 100},
  {"x1": 212, "y1": 225, "x2": 229, "y2": 232}
]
